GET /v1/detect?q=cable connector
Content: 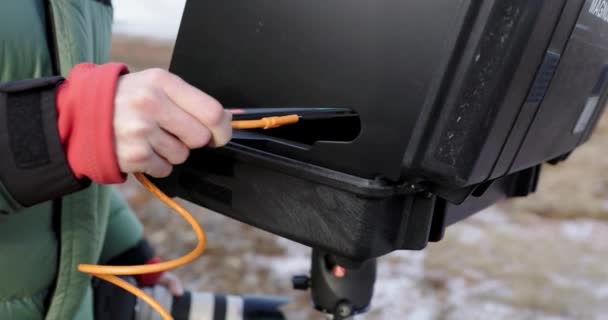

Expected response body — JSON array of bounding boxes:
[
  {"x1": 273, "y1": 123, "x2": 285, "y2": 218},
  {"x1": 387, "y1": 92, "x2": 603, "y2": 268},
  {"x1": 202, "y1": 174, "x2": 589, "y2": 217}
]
[{"x1": 231, "y1": 114, "x2": 300, "y2": 130}]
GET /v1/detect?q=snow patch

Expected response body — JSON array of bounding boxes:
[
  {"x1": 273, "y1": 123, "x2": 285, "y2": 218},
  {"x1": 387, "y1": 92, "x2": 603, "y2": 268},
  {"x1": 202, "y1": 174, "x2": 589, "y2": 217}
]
[
  {"x1": 455, "y1": 224, "x2": 484, "y2": 245},
  {"x1": 469, "y1": 206, "x2": 510, "y2": 224},
  {"x1": 560, "y1": 220, "x2": 595, "y2": 242}
]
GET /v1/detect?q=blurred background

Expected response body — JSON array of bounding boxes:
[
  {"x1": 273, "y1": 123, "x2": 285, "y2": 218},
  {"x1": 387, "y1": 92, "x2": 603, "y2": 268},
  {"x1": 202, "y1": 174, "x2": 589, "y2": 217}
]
[{"x1": 111, "y1": 1, "x2": 608, "y2": 319}]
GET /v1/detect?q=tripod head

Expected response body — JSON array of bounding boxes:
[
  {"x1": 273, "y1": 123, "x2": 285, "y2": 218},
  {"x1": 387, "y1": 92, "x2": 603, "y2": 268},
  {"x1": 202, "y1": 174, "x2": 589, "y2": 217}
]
[{"x1": 292, "y1": 249, "x2": 377, "y2": 319}]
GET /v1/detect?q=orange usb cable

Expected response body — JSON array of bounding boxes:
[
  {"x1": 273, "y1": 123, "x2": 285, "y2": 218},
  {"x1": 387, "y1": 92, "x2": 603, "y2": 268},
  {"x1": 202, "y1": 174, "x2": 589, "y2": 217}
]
[
  {"x1": 78, "y1": 115, "x2": 300, "y2": 320},
  {"x1": 231, "y1": 114, "x2": 300, "y2": 130}
]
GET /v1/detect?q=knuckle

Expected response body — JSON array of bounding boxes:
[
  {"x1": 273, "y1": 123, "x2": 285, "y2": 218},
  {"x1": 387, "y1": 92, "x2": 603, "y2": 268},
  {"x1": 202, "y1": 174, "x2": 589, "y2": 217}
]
[
  {"x1": 125, "y1": 146, "x2": 153, "y2": 164},
  {"x1": 203, "y1": 100, "x2": 225, "y2": 126},
  {"x1": 130, "y1": 123, "x2": 154, "y2": 138},
  {"x1": 185, "y1": 129, "x2": 211, "y2": 149},
  {"x1": 156, "y1": 109, "x2": 172, "y2": 126},
  {"x1": 145, "y1": 68, "x2": 170, "y2": 82},
  {"x1": 132, "y1": 89, "x2": 160, "y2": 111}
]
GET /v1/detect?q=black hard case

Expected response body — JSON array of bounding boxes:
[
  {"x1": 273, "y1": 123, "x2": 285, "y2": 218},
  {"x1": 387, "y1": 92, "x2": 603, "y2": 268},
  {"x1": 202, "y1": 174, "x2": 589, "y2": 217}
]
[{"x1": 158, "y1": 0, "x2": 608, "y2": 262}]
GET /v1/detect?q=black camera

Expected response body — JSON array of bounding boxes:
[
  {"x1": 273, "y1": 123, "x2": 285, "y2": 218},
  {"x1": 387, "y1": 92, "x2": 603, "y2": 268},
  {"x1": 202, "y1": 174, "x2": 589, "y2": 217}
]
[{"x1": 155, "y1": 0, "x2": 608, "y2": 317}]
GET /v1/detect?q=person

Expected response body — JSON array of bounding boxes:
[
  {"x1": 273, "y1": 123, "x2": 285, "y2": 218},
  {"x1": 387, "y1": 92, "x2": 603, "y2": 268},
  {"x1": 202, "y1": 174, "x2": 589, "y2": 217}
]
[{"x1": 0, "y1": 1, "x2": 232, "y2": 319}]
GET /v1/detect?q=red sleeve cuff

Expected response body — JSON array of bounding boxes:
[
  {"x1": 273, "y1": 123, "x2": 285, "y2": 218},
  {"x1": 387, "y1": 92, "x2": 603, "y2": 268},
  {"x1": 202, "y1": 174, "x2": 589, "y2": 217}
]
[
  {"x1": 56, "y1": 62, "x2": 129, "y2": 184},
  {"x1": 134, "y1": 256, "x2": 165, "y2": 287}
]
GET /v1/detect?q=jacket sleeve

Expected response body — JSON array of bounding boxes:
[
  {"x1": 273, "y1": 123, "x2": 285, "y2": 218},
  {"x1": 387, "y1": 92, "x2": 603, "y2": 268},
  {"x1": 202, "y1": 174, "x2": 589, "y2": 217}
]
[
  {"x1": 0, "y1": 76, "x2": 89, "y2": 213},
  {"x1": 99, "y1": 188, "x2": 165, "y2": 286},
  {"x1": 99, "y1": 188, "x2": 146, "y2": 264},
  {"x1": 0, "y1": 63, "x2": 128, "y2": 212}
]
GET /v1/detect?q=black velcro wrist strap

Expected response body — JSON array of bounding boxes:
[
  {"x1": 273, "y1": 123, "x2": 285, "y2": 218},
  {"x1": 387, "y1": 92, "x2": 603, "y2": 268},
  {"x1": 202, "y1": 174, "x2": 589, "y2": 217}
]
[{"x1": 0, "y1": 76, "x2": 90, "y2": 207}]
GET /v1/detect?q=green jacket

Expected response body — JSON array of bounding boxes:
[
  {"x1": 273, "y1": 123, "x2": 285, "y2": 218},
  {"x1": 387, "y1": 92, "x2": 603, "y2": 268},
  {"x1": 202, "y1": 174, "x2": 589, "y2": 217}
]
[{"x1": 0, "y1": 1, "x2": 146, "y2": 319}]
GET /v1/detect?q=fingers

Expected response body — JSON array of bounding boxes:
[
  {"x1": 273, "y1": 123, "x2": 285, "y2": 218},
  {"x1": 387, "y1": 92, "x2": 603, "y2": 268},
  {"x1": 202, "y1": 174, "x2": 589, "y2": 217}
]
[
  {"x1": 159, "y1": 272, "x2": 185, "y2": 296},
  {"x1": 142, "y1": 151, "x2": 173, "y2": 178},
  {"x1": 207, "y1": 110, "x2": 232, "y2": 147},
  {"x1": 154, "y1": 94, "x2": 213, "y2": 149},
  {"x1": 157, "y1": 71, "x2": 232, "y2": 147},
  {"x1": 148, "y1": 130, "x2": 190, "y2": 165},
  {"x1": 118, "y1": 142, "x2": 176, "y2": 178},
  {"x1": 113, "y1": 69, "x2": 233, "y2": 177}
]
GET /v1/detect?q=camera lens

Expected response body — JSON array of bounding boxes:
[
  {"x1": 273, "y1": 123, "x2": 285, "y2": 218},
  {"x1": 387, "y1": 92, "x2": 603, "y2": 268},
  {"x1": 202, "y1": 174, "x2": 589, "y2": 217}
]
[{"x1": 139, "y1": 286, "x2": 288, "y2": 320}]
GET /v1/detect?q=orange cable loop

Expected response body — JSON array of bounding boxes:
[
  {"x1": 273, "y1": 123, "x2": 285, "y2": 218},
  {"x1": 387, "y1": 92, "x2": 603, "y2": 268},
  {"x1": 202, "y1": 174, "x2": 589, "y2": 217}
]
[{"x1": 77, "y1": 114, "x2": 300, "y2": 320}]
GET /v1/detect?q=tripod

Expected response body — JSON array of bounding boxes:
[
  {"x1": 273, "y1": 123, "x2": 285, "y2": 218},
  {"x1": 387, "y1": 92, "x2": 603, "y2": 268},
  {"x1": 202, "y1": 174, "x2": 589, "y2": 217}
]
[{"x1": 293, "y1": 249, "x2": 377, "y2": 319}]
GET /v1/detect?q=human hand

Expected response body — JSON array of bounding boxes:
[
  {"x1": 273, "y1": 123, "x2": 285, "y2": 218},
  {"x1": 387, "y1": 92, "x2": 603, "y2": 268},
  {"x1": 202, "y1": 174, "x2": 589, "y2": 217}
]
[
  {"x1": 113, "y1": 68, "x2": 232, "y2": 178},
  {"x1": 158, "y1": 271, "x2": 185, "y2": 296}
]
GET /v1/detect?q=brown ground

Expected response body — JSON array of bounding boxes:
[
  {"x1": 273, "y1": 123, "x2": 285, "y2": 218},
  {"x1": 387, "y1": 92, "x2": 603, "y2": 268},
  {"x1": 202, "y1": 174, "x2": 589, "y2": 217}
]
[{"x1": 110, "y1": 35, "x2": 608, "y2": 320}]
